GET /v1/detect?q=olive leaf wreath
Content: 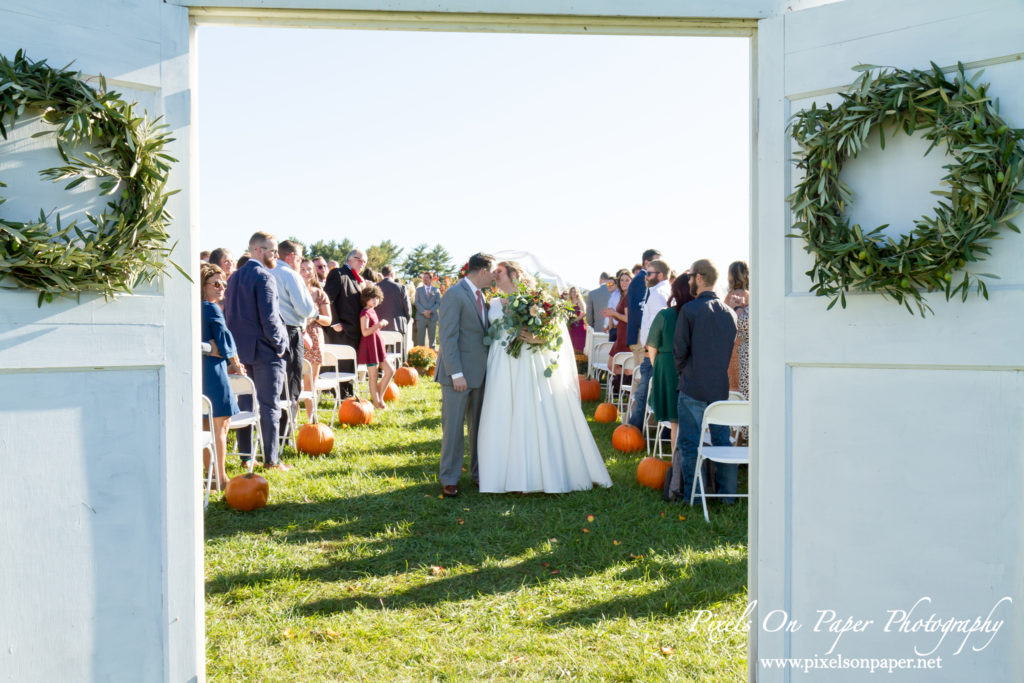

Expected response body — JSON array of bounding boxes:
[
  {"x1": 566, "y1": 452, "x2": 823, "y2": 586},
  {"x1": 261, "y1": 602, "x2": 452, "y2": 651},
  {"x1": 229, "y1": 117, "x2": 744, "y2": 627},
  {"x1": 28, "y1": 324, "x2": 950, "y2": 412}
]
[
  {"x1": 0, "y1": 50, "x2": 182, "y2": 306},
  {"x1": 788, "y1": 62, "x2": 1024, "y2": 316}
]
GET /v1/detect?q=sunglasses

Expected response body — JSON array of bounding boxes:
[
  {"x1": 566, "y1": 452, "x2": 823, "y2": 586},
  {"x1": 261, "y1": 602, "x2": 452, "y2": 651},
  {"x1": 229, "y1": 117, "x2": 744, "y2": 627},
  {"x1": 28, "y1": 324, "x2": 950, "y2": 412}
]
[{"x1": 207, "y1": 281, "x2": 226, "y2": 289}]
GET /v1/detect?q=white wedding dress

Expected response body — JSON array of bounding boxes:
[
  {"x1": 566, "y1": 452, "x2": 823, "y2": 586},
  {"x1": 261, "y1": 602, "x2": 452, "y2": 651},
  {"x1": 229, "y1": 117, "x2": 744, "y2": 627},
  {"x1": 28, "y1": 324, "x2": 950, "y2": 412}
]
[{"x1": 478, "y1": 298, "x2": 613, "y2": 493}]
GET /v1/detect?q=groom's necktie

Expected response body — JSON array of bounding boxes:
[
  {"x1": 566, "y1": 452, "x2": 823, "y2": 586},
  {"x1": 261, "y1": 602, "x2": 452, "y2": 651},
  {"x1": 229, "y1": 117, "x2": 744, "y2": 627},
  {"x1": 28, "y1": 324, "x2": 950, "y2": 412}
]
[{"x1": 476, "y1": 290, "x2": 487, "y2": 329}]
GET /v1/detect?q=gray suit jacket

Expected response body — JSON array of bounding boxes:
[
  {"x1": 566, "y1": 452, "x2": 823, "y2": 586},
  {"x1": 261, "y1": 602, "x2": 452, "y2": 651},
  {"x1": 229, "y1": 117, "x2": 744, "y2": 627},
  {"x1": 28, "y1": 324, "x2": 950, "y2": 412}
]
[
  {"x1": 585, "y1": 285, "x2": 611, "y2": 328},
  {"x1": 434, "y1": 279, "x2": 488, "y2": 389},
  {"x1": 414, "y1": 284, "x2": 440, "y2": 319}
]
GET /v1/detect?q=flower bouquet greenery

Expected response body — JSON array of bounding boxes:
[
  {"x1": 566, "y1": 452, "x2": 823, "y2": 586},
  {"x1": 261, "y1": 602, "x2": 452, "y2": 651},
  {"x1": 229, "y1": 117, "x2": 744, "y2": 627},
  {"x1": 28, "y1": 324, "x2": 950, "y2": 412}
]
[{"x1": 488, "y1": 281, "x2": 575, "y2": 377}]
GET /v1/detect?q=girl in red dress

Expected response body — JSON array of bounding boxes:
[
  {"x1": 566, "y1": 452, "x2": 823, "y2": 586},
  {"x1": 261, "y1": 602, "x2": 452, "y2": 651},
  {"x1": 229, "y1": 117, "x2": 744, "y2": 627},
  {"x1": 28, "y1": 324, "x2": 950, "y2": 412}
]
[{"x1": 358, "y1": 284, "x2": 395, "y2": 410}]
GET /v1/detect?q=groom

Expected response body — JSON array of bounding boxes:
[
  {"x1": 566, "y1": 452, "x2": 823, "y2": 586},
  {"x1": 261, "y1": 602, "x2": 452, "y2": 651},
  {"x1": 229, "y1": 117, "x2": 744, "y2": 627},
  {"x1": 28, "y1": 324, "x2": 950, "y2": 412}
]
[{"x1": 435, "y1": 253, "x2": 495, "y2": 497}]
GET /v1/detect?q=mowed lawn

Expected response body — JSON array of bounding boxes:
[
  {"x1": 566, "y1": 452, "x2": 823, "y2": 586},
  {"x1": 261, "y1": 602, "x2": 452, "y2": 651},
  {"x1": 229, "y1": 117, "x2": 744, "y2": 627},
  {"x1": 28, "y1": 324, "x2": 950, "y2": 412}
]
[{"x1": 205, "y1": 378, "x2": 748, "y2": 682}]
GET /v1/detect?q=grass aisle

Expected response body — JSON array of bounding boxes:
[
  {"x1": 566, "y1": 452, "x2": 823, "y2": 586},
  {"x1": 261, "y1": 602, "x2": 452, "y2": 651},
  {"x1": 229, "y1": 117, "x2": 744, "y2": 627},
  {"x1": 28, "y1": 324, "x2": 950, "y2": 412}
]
[{"x1": 206, "y1": 380, "x2": 748, "y2": 682}]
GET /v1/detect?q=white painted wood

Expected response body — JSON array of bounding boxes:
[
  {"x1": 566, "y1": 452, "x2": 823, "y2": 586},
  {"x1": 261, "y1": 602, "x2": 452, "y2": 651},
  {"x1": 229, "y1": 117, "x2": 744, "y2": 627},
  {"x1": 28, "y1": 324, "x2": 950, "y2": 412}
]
[
  {"x1": 175, "y1": 0, "x2": 778, "y2": 20},
  {"x1": 187, "y1": 6, "x2": 758, "y2": 36},
  {"x1": 0, "y1": 2, "x2": 199, "y2": 682},
  {"x1": 756, "y1": 0, "x2": 1024, "y2": 680}
]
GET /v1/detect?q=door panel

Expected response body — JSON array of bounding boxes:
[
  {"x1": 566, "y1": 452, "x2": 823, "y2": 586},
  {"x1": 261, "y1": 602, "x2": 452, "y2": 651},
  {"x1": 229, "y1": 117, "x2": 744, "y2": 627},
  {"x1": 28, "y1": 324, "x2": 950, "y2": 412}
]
[{"x1": 756, "y1": 1, "x2": 1024, "y2": 680}]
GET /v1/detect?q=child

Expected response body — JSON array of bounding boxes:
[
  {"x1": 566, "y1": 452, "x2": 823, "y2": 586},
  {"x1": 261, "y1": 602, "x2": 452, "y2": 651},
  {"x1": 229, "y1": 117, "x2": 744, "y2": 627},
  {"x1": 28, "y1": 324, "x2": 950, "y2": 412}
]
[{"x1": 358, "y1": 284, "x2": 395, "y2": 410}]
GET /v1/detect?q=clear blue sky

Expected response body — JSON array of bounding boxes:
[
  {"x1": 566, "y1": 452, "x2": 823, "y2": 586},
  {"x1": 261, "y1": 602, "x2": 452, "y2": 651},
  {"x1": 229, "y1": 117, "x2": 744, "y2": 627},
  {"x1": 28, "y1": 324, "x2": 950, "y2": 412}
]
[{"x1": 196, "y1": 26, "x2": 750, "y2": 288}]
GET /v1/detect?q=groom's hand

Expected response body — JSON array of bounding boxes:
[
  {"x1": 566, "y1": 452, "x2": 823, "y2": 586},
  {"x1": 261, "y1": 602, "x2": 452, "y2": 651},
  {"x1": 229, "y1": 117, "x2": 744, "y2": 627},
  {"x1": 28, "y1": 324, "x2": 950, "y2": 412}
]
[{"x1": 452, "y1": 376, "x2": 468, "y2": 392}]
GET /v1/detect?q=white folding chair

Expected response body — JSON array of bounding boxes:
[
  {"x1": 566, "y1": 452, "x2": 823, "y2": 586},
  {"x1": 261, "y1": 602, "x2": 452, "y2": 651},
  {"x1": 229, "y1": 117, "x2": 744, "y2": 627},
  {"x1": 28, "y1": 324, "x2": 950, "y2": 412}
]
[
  {"x1": 589, "y1": 341, "x2": 613, "y2": 381},
  {"x1": 380, "y1": 330, "x2": 404, "y2": 369},
  {"x1": 299, "y1": 357, "x2": 317, "y2": 421},
  {"x1": 319, "y1": 344, "x2": 359, "y2": 424},
  {"x1": 227, "y1": 374, "x2": 263, "y2": 471},
  {"x1": 200, "y1": 396, "x2": 218, "y2": 511},
  {"x1": 611, "y1": 352, "x2": 636, "y2": 412},
  {"x1": 640, "y1": 377, "x2": 674, "y2": 457},
  {"x1": 690, "y1": 400, "x2": 751, "y2": 522}
]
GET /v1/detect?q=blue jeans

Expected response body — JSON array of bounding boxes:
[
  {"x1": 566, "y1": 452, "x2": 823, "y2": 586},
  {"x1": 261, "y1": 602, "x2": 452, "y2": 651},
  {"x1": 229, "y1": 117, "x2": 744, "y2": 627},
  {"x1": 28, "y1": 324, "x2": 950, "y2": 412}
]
[
  {"x1": 238, "y1": 359, "x2": 285, "y2": 466},
  {"x1": 628, "y1": 357, "x2": 653, "y2": 429},
  {"x1": 675, "y1": 392, "x2": 735, "y2": 504}
]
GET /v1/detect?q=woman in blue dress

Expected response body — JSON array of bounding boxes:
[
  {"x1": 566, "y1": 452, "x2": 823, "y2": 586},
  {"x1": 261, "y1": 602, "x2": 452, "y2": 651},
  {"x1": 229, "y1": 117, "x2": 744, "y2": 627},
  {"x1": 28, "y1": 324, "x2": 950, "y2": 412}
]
[{"x1": 201, "y1": 263, "x2": 244, "y2": 488}]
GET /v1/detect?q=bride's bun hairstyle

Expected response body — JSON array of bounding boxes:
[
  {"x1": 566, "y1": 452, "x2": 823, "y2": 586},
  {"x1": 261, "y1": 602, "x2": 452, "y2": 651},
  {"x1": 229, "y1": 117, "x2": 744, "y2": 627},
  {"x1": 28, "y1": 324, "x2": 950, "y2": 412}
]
[
  {"x1": 467, "y1": 252, "x2": 496, "y2": 274},
  {"x1": 499, "y1": 260, "x2": 534, "y2": 287}
]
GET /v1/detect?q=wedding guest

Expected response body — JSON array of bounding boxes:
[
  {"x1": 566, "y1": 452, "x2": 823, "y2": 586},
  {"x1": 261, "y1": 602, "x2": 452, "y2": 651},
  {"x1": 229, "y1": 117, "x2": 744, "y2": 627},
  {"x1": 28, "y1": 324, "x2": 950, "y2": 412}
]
[
  {"x1": 312, "y1": 256, "x2": 329, "y2": 287},
  {"x1": 626, "y1": 249, "x2": 660, "y2": 375},
  {"x1": 362, "y1": 265, "x2": 381, "y2": 283},
  {"x1": 327, "y1": 259, "x2": 340, "y2": 271},
  {"x1": 301, "y1": 258, "x2": 332, "y2": 419},
  {"x1": 358, "y1": 284, "x2": 396, "y2": 410},
  {"x1": 200, "y1": 263, "x2": 243, "y2": 488},
  {"x1": 602, "y1": 269, "x2": 632, "y2": 395},
  {"x1": 209, "y1": 248, "x2": 235, "y2": 280},
  {"x1": 224, "y1": 231, "x2": 291, "y2": 471},
  {"x1": 414, "y1": 271, "x2": 441, "y2": 348},
  {"x1": 236, "y1": 254, "x2": 251, "y2": 269},
  {"x1": 628, "y1": 259, "x2": 671, "y2": 429},
  {"x1": 324, "y1": 249, "x2": 366, "y2": 396},
  {"x1": 271, "y1": 240, "x2": 317, "y2": 436},
  {"x1": 567, "y1": 286, "x2": 587, "y2": 352},
  {"x1": 585, "y1": 272, "x2": 611, "y2": 332},
  {"x1": 666, "y1": 259, "x2": 738, "y2": 503},
  {"x1": 645, "y1": 273, "x2": 692, "y2": 455},
  {"x1": 324, "y1": 248, "x2": 366, "y2": 348},
  {"x1": 725, "y1": 261, "x2": 750, "y2": 396},
  {"x1": 604, "y1": 271, "x2": 623, "y2": 342},
  {"x1": 199, "y1": 250, "x2": 210, "y2": 263},
  {"x1": 377, "y1": 265, "x2": 412, "y2": 358}
]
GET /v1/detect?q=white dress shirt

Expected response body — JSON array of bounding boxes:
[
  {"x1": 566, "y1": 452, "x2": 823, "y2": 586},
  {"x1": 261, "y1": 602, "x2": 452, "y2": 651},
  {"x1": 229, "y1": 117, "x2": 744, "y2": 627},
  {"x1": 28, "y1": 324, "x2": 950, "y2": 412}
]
[{"x1": 640, "y1": 278, "x2": 671, "y2": 346}]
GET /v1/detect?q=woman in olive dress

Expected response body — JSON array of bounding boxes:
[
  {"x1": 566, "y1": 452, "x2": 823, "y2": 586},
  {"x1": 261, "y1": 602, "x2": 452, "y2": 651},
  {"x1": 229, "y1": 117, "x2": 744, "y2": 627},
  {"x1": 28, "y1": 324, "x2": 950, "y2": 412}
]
[{"x1": 645, "y1": 273, "x2": 693, "y2": 453}]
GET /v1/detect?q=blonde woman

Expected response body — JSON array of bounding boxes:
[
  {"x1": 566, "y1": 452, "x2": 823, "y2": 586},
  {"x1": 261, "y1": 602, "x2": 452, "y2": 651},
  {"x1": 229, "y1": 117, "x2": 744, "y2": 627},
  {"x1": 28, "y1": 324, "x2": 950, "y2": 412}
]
[{"x1": 301, "y1": 258, "x2": 332, "y2": 419}]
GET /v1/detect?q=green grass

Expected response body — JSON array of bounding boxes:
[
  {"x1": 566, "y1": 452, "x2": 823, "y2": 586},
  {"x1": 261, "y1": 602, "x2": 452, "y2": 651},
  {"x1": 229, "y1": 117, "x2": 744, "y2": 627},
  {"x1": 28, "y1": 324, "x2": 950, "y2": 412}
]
[{"x1": 206, "y1": 380, "x2": 748, "y2": 682}]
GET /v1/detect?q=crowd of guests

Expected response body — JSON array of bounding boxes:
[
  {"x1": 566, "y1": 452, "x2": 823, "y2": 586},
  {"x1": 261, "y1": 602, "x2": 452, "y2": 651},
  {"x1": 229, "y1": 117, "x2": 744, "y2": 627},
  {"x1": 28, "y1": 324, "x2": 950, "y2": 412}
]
[
  {"x1": 199, "y1": 234, "x2": 432, "y2": 483},
  {"x1": 581, "y1": 249, "x2": 750, "y2": 504},
  {"x1": 198, "y1": 238, "x2": 749, "y2": 506}
]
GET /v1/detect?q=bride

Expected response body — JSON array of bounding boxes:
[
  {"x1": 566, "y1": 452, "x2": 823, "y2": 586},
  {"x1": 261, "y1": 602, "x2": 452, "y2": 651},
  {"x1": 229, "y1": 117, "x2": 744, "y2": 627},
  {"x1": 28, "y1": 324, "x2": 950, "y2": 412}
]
[{"x1": 477, "y1": 261, "x2": 613, "y2": 493}]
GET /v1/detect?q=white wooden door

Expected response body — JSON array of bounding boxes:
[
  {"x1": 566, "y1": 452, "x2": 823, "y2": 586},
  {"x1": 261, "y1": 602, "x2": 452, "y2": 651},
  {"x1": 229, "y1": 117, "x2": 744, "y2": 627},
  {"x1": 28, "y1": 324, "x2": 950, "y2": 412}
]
[
  {"x1": 754, "y1": 1, "x2": 1024, "y2": 680},
  {"x1": 0, "y1": 3, "x2": 201, "y2": 682}
]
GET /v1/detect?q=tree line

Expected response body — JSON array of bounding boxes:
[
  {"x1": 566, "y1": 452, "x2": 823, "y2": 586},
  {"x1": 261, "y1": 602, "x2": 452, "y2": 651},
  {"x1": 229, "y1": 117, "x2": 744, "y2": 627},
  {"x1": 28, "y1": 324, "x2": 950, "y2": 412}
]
[{"x1": 287, "y1": 237, "x2": 458, "y2": 281}]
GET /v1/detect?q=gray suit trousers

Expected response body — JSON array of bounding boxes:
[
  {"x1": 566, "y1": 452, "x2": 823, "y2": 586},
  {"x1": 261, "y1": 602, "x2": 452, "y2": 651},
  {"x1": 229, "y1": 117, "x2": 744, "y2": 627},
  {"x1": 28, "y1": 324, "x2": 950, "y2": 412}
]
[
  {"x1": 439, "y1": 383, "x2": 483, "y2": 485},
  {"x1": 415, "y1": 315, "x2": 437, "y2": 348}
]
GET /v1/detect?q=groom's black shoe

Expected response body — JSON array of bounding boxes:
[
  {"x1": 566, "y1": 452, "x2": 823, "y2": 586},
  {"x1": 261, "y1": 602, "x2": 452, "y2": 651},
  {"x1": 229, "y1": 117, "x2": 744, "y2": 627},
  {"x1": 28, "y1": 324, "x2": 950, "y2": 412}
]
[{"x1": 442, "y1": 485, "x2": 459, "y2": 498}]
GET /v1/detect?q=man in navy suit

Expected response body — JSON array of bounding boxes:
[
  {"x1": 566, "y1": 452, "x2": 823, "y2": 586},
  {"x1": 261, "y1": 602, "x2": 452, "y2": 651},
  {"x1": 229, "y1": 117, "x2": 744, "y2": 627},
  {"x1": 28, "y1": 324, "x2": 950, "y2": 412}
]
[{"x1": 225, "y1": 231, "x2": 292, "y2": 471}]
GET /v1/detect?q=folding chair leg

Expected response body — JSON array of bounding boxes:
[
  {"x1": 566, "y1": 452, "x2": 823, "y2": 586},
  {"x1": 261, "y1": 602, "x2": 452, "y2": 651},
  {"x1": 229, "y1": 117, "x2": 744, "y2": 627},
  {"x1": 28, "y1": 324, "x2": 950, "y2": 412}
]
[{"x1": 204, "y1": 443, "x2": 217, "y2": 511}]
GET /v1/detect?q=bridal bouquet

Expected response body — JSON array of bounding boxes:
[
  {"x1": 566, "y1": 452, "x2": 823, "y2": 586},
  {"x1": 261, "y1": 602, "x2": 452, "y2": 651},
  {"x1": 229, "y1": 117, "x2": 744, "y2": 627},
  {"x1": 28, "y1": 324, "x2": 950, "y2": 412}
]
[{"x1": 490, "y1": 281, "x2": 575, "y2": 377}]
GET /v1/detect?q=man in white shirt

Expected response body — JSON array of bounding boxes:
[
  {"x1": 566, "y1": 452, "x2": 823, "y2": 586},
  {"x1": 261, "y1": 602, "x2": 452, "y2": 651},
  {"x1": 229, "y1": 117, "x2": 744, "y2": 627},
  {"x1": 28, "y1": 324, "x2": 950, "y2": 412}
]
[
  {"x1": 272, "y1": 240, "x2": 317, "y2": 435},
  {"x1": 628, "y1": 259, "x2": 672, "y2": 429}
]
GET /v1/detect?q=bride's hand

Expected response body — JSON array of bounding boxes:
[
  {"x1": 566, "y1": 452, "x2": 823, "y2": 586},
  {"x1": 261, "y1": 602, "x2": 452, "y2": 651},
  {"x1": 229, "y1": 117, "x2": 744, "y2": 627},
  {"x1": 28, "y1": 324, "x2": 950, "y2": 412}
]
[{"x1": 519, "y1": 329, "x2": 541, "y2": 344}]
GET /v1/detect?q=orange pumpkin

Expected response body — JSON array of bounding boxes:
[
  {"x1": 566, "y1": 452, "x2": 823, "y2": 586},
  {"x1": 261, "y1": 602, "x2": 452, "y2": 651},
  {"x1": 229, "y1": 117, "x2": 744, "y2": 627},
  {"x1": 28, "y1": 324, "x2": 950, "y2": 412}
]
[
  {"x1": 296, "y1": 422, "x2": 334, "y2": 456},
  {"x1": 394, "y1": 366, "x2": 419, "y2": 387},
  {"x1": 594, "y1": 402, "x2": 618, "y2": 423},
  {"x1": 383, "y1": 383, "x2": 399, "y2": 402},
  {"x1": 612, "y1": 424, "x2": 645, "y2": 453},
  {"x1": 224, "y1": 473, "x2": 269, "y2": 511},
  {"x1": 636, "y1": 457, "x2": 672, "y2": 489},
  {"x1": 579, "y1": 375, "x2": 602, "y2": 402},
  {"x1": 338, "y1": 397, "x2": 375, "y2": 425}
]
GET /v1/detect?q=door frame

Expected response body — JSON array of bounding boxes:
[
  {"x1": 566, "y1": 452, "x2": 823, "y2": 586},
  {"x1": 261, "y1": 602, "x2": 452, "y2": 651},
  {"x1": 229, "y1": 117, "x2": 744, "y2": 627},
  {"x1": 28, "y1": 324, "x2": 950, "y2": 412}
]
[{"x1": 184, "y1": 7, "x2": 775, "y2": 680}]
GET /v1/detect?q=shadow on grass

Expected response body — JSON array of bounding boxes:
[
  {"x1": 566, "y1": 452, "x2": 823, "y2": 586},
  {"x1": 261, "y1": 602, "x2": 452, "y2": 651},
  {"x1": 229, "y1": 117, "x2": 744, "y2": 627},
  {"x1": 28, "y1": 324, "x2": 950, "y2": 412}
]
[{"x1": 205, "y1": 473, "x2": 747, "y2": 626}]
